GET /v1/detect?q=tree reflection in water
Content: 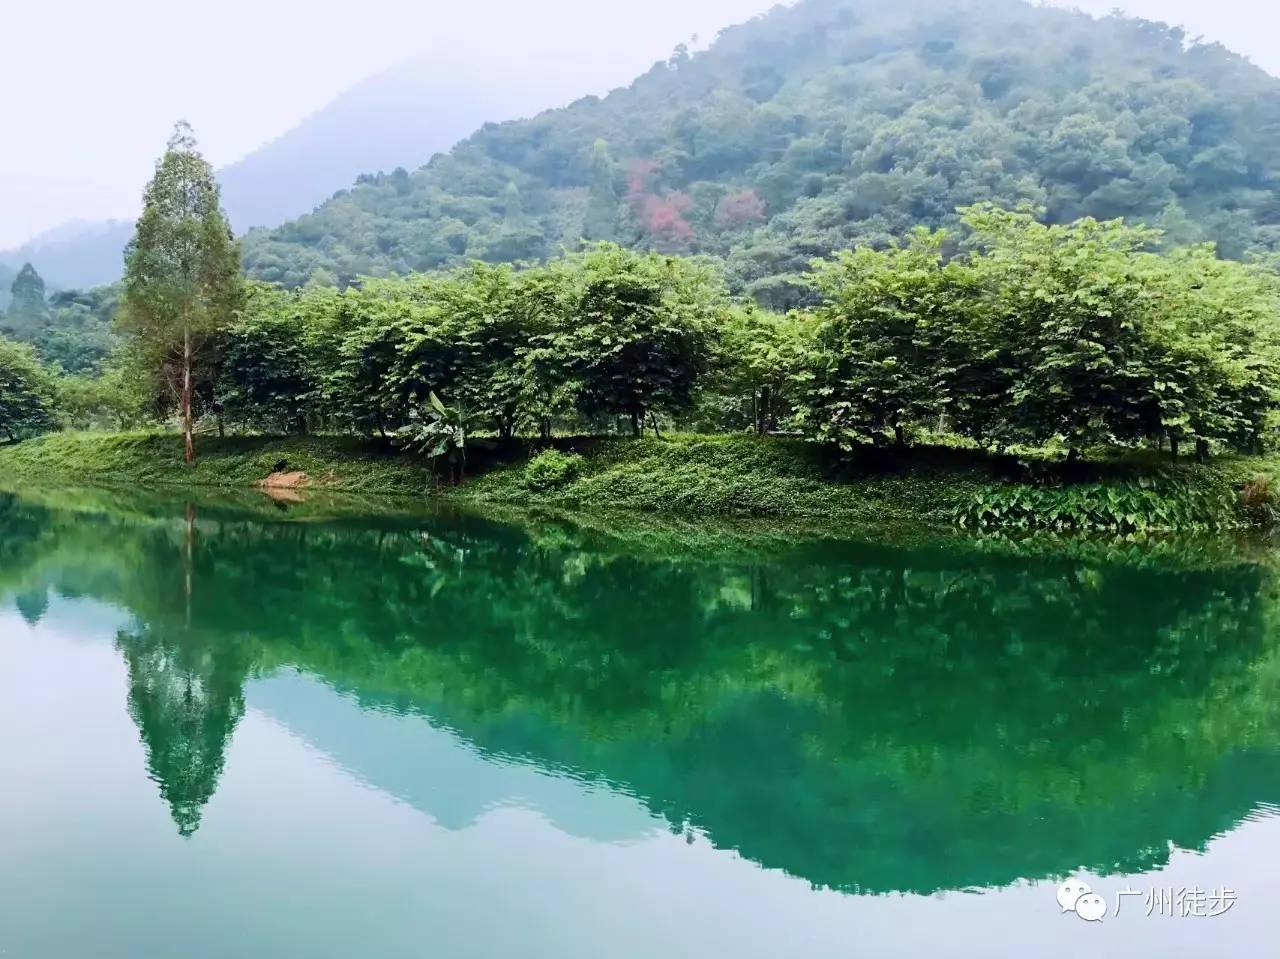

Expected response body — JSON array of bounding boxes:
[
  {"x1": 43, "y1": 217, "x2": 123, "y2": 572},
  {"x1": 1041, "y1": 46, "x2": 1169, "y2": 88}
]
[{"x1": 2, "y1": 488, "x2": 1279, "y2": 889}]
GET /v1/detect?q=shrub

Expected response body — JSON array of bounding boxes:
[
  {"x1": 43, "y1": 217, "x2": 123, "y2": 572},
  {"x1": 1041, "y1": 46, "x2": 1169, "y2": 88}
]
[
  {"x1": 523, "y1": 449, "x2": 585, "y2": 492},
  {"x1": 1240, "y1": 475, "x2": 1277, "y2": 526}
]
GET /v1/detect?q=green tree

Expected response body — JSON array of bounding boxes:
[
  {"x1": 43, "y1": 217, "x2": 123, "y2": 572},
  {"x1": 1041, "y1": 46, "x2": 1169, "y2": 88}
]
[
  {"x1": 218, "y1": 283, "x2": 320, "y2": 434},
  {"x1": 583, "y1": 139, "x2": 619, "y2": 242},
  {"x1": 800, "y1": 230, "x2": 959, "y2": 447},
  {"x1": 36, "y1": 286, "x2": 121, "y2": 374},
  {"x1": 3, "y1": 263, "x2": 51, "y2": 340},
  {"x1": 1137, "y1": 248, "x2": 1280, "y2": 459},
  {"x1": 961, "y1": 206, "x2": 1160, "y2": 457},
  {"x1": 396, "y1": 390, "x2": 475, "y2": 484},
  {"x1": 122, "y1": 122, "x2": 243, "y2": 463},
  {"x1": 0, "y1": 335, "x2": 58, "y2": 441},
  {"x1": 716, "y1": 305, "x2": 809, "y2": 435},
  {"x1": 558, "y1": 245, "x2": 721, "y2": 436}
]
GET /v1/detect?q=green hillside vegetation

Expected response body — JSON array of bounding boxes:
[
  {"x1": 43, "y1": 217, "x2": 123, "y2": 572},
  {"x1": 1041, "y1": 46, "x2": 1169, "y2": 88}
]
[
  {"x1": 0, "y1": 261, "x2": 119, "y2": 374},
  {"x1": 243, "y1": 0, "x2": 1280, "y2": 305}
]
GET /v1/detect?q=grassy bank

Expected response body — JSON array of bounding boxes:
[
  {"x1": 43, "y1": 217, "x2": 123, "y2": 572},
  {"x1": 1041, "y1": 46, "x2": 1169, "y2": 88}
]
[{"x1": 0, "y1": 430, "x2": 1274, "y2": 531}]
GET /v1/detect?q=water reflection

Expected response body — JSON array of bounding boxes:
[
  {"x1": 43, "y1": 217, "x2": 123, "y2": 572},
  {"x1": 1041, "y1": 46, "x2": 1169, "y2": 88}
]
[
  {"x1": 117, "y1": 624, "x2": 249, "y2": 836},
  {"x1": 2, "y1": 488, "x2": 1279, "y2": 894}
]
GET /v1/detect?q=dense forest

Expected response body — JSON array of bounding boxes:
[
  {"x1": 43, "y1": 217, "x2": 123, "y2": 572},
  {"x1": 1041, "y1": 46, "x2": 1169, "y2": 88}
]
[{"x1": 243, "y1": 0, "x2": 1280, "y2": 306}]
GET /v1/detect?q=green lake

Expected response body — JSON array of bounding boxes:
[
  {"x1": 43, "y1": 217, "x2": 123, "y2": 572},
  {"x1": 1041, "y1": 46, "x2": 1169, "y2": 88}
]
[{"x1": 1, "y1": 487, "x2": 1278, "y2": 957}]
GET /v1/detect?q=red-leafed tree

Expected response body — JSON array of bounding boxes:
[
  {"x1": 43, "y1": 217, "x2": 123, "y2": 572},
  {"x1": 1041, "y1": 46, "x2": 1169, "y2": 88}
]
[
  {"x1": 641, "y1": 191, "x2": 695, "y2": 245},
  {"x1": 714, "y1": 189, "x2": 766, "y2": 229},
  {"x1": 626, "y1": 159, "x2": 695, "y2": 247},
  {"x1": 626, "y1": 158, "x2": 660, "y2": 200}
]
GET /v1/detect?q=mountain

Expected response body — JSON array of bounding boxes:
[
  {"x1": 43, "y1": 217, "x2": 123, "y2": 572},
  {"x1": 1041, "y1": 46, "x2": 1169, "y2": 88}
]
[
  {"x1": 0, "y1": 220, "x2": 133, "y2": 293},
  {"x1": 242, "y1": 0, "x2": 1280, "y2": 306},
  {"x1": 0, "y1": 49, "x2": 627, "y2": 292},
  {"x1": 0, "y1": 262, "x2": 14, "y2": 311},
  {"x1": 218, "y1": 50, "x2": 624, "y2": 234}
]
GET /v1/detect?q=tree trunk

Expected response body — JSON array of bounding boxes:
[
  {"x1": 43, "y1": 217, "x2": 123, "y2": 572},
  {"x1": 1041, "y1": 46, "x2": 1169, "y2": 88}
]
[
  {"x1": 630, "y1": 409, "x2": 641, "y2": 437},
  {"x1": 1195, "y1": 438, "x2": 1209, "y2": 463},
  {"x1": 1169, "y1": 435, "x2": 1179, "y2": 462},
  {"x1": 216, "y1": 413, "x2": 225, "y2": 439},
  {"x1": 540, "y1": 417, "x2": 551, "y2": 442},
  {"x1": 182, "y1": 327, "x2": 194, "y2": 464},
  {"x1": 184, "y1": 502, "x2": 196, "y2": 629},
  {"x1": 893, "y1": 423, "x2": 906, "y2": 448},
  {"x1": 757, "y1": 386, "x2": 772, "y2": 436},
  {"x1": 649, "y1": 410, "x2": 662, "y2": 439}
]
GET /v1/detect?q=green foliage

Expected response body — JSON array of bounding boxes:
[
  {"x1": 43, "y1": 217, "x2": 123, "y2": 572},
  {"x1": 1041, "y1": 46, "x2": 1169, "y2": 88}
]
[
  {"x1": 0, "y1": 335, "x2": 58, "y2": 441},
  {"x1": 35, "y1": 286, "x2": 122, "y2": 374},
  {"x1": 217, "y1": 283, "x2": 319, "y2": 433},
  {"x1": 240, "y1": 0, "x2": 1280, "y2": 302},
  {"x1": 583, "y1": 139, "x2": 620, "y2": 242},
  {"x1": 0, "y1": 432, "x2": 434, "y2": 495},
  {"x1": 555, "y1": 246, "x2": 723, "y2": 433},
  {"x1": 955, "y1": 476, "x2": 1241, "y2": 533},
  {"x1": 121, "y1": 122, "x2": 245, "y2": 462},
  {"x1": 522, "y1": 449, "x2": 584, "y2": 492},
  {"x1": 208, "y1": 247, "x2": 723, "y2": 442},
  {"x1": 396, "y1": 391, "x2": 474, "y2": 482},
  {"x1": 706, "y1": 304, "x2": 810, "y2": 434},
  {"x1": 801, "y1": 229, "x2": 967, "y2": 445},
  {"x1": 3, "y1": 264, "x2": 51, "y2": 341},
  {"x1": 56, "y1": 359, "x2": 153, "y2": 432},
  {"x1": 795, "y1": 207, "x2": 1280, "y2": 457}
]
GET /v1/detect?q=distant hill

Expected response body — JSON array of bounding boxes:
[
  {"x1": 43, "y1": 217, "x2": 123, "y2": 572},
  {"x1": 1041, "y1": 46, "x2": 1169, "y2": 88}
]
[
  {"x1": 218, "y1": 50, "x2": 618, "y2": 233},
  {"x1": 0, "y1": 51, "x2": 619, "y2": 291},
  {"x1": 242, "y1": 0, "x2": 1280, "y2": 306},
  {"x1": 0, "y1": 220, "x2": 133, "y2": 293},
  {"x1": 0, "y1": 262, "x2": 14, "y2": 311}
]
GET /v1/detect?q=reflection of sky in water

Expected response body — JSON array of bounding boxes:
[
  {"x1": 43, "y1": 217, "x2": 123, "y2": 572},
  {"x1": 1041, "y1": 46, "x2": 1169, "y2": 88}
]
[{"x1": 248, "y1": 671, "x2": 663, "y2": 843}]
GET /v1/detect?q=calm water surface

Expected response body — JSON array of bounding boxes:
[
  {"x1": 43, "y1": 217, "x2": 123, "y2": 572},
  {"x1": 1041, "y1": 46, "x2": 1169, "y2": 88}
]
[{"x1": 1, "y1": 488, "x2": 1278, "y2": 957}]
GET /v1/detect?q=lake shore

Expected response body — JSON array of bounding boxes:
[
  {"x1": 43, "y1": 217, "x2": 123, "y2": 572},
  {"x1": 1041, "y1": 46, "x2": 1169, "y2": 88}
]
[{"x1": 0, "y1": 430, "x2": 1273, "y2": 532}]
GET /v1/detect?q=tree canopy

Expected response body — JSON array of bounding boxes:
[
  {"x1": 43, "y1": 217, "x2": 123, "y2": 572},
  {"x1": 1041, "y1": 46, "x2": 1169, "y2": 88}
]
[
  {"x1": 122, "y1": 122, "x2": 243, "y2": 462},
  {"x1": 0, "y1": 335, "x2": 58, "y2": 442}
]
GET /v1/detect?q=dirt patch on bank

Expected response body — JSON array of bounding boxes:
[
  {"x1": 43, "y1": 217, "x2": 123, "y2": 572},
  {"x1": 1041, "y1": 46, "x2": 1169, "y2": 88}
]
[{"x1": 258, "y1": 470, "x2": 311, "y2": 490}]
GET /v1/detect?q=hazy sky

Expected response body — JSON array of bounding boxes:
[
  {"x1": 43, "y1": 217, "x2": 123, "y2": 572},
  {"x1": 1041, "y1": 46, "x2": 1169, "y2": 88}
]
[{"x1": 0, "y1": 0, "x2": 1275, "y2": 249}]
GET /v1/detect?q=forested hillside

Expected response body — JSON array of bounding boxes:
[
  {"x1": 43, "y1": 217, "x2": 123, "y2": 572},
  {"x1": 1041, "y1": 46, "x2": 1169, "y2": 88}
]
[{"x1": 243, "y1": 0, "x2": 1280, "y2": 305}]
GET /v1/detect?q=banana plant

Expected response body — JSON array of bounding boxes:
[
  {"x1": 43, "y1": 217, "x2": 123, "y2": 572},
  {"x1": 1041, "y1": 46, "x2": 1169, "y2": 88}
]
[{"x1": 397, "y1": 391, "x2": 473, "y2": 484}]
